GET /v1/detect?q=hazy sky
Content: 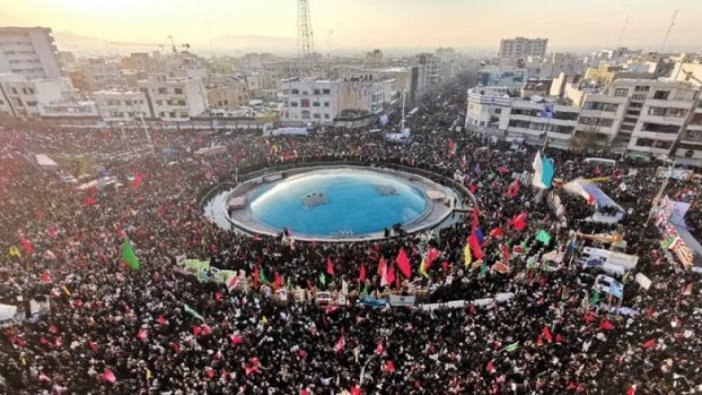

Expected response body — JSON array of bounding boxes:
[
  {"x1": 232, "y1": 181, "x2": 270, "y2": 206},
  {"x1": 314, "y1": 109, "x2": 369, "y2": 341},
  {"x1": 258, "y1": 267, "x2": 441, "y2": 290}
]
[{"x1": 2, "y1": 0, "x2": 702, "y2": 51}]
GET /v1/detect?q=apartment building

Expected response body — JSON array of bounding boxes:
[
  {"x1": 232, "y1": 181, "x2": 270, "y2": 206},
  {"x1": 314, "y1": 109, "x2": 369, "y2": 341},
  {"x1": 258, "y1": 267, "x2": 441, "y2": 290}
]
[
  {"x1": 0, "y1": 74, "x2": 74, "y2": 118},
  {"x1": 498, "y1": 37, "x2": 548, "y2": 62},
  {"x1": 0, "y1": 27, "x2": 63, "y2": 80},
  {"x1": 93, "y1": 91, "x2": 150, "y2": 123},
  {"x1": 280, "y1": 78, "x2": 340, "y2": 125},
  {"x1": 137, "y1": 77, "x2": 208, "y2": 122},
  {"x1": 206, "y1": 78, "x2": 249, "y2": 109}
]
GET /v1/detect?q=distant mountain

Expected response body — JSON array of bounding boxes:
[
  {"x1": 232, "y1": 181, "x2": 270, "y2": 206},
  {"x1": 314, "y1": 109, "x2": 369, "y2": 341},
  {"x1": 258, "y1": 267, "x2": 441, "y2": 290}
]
[{"x1": 53, "y1": 32, "x2": 111, "y2": 55}]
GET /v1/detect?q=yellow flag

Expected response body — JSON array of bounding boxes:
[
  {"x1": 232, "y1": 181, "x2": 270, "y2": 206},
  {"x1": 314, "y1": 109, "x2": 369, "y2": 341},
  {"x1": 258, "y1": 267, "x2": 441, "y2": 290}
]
[
  {"x1": 419, "y1": 258, "x2": 428, "y2": 278},
  {"x1": 62, "y1": 285, "x2": 71, "y2": 296},
  {"x1": 464, "y1": 244, "x2": 472, "y2": 268},
  {"x1": 261, "y1": 316, "x2": 269, "y2": 325},
  {"x1": 8, "y1": 246, "x2": 21, "y2": 258},
  {"x1": 145, "y1": 368, "x2": 153, "y2": 381}
]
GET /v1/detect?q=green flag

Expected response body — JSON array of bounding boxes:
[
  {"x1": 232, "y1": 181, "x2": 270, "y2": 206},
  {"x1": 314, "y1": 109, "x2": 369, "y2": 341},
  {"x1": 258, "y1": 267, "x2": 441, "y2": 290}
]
[
  {"x1": 505, "y1": 342, "x2": 519, "y2": 352},
  {"x1": 259, "y1": 270, "x2": 268, "y2": 284},
  {"x1": 122, "y1": 239, "x2": 141, "y2": 271},
  {"x1": 319, "y1": 272, "x2": 326, "y2": 285},
  {"x1": 183, "y1": 303, "x2": 204, "y2": 322},
  {"x1": 360, "y1": 284, "x2": 369, "y2": 297},
  {"x1": 479, "y1": 262, "x2": 488, "y2": 277},
  {"x1": 535, "y1": 230, "x2": 551, "y2": 244},
  {"x1": 591, "y1": 292, "x2": 601, "y2": 306}
]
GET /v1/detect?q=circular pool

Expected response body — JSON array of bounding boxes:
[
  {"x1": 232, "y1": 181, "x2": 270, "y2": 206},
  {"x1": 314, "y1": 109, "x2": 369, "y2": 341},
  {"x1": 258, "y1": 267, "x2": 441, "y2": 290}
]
[
  {"x1": 209, "y1": 165, "x2": 461, "y2": 241},
  {"x1": 250, "y1": 168, "x2": 429, "y2": 236}
]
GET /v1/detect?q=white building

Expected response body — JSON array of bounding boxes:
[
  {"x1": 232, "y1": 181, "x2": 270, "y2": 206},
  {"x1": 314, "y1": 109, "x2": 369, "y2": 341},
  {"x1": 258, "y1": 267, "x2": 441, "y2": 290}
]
[
  {"x1": 498, "y1": 37, "x2": 548, "y2": 62},
  {"x1": 0, "y1": 27, "x2": 63, "y2": 80},
  {"x1": 93, "y1": 90, "x2": 150, "y2": 123},
  {"x1": 0, "y1": 74, "x2": 74, "y2": 118},
  {"x1": 280, "y1": 78, "x2": 340, "y2": 125},
  {"x1": 137, "y1": 77, "x2": 208, "y2": 122}
]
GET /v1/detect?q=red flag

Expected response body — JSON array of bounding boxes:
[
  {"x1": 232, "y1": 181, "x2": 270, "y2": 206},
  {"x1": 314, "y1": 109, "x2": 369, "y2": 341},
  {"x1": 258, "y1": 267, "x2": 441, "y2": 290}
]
[
  {"x1": 626, "y1": 385, "x2": 637, "y2": 395},
  {"x1": 274, "y1": 272, "x2": 284, "y2": 290},
  {"x1": 229, "y1": 333, "x2": 243, "y2": 344},
  {"x1": 584, "y1": 311, "x2": 597, "y2": 323},
  {"x1": 587, "y1": 193, "x2": 596, "y2": 207},
  {"x1": 326, "y1": 257, "x2": 334, "y2": 276},
  {"x1": 486, "y1": 359, "x2": 496, "y2": 374},
  {"x1": 377, "y1": 257, "x2": 387, "y2": 277},
  {"x1": 102, "y1": 368, "x2": 117, "y2": 383},
  {"x1": 214, "y1": 291, "x2": 222, "y2": 301},
  {"x1": 507, "y1": 179, "x2": 520, "y2": 198},
  {"x1": 157, "y1": 315, "x2": 167, "y2": 326},
  {"x1": 48, "y1": 225, "x2": 58, "y2": 237},
  {"x1": 385, "y1": 264, "x2": 396, "y2": 286},
  {"x1": 350, "y1": 385, "x2": 362, "y2": 395},
  {"x1": 471, "y1": 208, "x2": 480, "y2": 230},
  {"x1": 374, "y1": 341, "x2": 385, "y2": 356},
  {"x1": 641, "y1": 338, "x2": 656, "y2": 349},
  {"x1": 84, "y1": 196, "x2": 97, "y2": 207},
  {"x1": 253, "y1": 265, "x2": 260, "y2": 288},
  {"x1": 334, "y1": 336, "x2": 345, "y2": 353},
  {"x1": 441, "y1": 261, "x2": 449, "y2": 273},
  {"x1": 136, "y1": 328, "x2": 148, "y2": 341},
  {"x1": 501, "y1": 244, "x2": 510, "y2": 263},
  {"x1": 468, "y1": 183, "x2": 477, "y2": 194},
  {"x1": 468, "y1": 232, "x2": 483, "y2": 260},
  {"x1": 425, "y1": 248, "x2": 441, "y2": 269},
  {"x1": 498, "y1": 166, "x2": 509, "y2": 174},
  {"x1": 396, "y1": 248, "x2": 412, "y2": 279},
  {"x1": 489, "y1": 227, "x2": 504, "y2": 239},
  {"x1": 359, "y1": 263, "x2": 366, "y2": 283},
  {"x1": 542, "y1": 326, "x2": 553, "y2": 343},
  {"x1": 383, "y1": 360, "x2": 395, "y2": 373},
  {"x1": 40, "y1": 271, "x2": 52, "y2": 284},
  {"x1": 509, "y1": 212, "x2": 528, "y2": 231},
  {"x1": 131, "y1": 171, "x2": 144, "y2": 190},
  {"x1": 18, "y1": 233, "x2": 33, "y2": 255},
  {"x1": 599, "y1": 320, "x2": 615, "y2": 331}
]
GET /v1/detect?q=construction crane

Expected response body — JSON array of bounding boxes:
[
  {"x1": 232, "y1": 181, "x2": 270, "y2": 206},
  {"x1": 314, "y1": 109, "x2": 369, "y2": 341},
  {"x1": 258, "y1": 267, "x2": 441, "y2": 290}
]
[
  {"x1": 661, "y1": 9, "x2": 678, "y2": 53},
  {"x1": 109, "y1": 37, "x2": 191, "y2": 54}
]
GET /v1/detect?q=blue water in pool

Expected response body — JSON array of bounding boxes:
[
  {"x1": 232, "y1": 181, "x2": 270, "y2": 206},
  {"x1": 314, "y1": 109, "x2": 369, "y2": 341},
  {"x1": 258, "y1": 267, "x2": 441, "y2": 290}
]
[{"x1": 250, "y1": 169, "x2": 429, "y2": 236}]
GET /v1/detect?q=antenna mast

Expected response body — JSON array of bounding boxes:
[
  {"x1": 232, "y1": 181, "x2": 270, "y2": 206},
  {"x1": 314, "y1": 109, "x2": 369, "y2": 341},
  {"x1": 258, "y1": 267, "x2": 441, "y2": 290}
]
[
  {"x1": 617, "y1": 16, "x2": 629, "y2": 47},
  {"x1": 661, "y1": 9, "x2": 678, "y2": 53},
  {"x1": 297, "y1": 0, "x2": 315, "y2": 62}
]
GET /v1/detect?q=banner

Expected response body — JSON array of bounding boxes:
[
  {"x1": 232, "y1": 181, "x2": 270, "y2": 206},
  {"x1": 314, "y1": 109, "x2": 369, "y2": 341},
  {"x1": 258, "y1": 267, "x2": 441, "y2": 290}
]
[{"x1": 388, "y1": 294, "x2": 416, "y2": 307}]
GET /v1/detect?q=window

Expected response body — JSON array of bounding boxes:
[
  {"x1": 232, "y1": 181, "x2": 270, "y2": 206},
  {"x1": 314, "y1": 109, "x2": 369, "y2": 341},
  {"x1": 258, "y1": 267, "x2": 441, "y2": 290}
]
[
  {"x1": 158, "y1": 88, "x2": 167, "y2": 94},
  {"x1": 631, "y1": 94, "x2": 646, "y2": 101},
  {"x1": 634, "y1": 86, "x2": 650, "y2": 92},
  {"x1": 653, "y1": 90, "x2": 670, "y2": 100},
  {"x1": 324, "y1": 114, "x2": 330, "y2": 119},
  {"x1": 174, "y1": 88, "x2": 183, "y2": 95},
  {"x1": 583, "y1": 102, "x2": 618, "y2": 112},
  {"x1": 494, "y1": 108, "x2": 502, "y2": 114},
  {"x1": 11, "y1": 88, "x2": 17, "y2": 94},
  {"x1": 300, "y1": 99, "x2": 310, "y2": 108},
  {"x1": 291, "y1": 89, "x2": 299, "y2": 95},
  {"x1": 177, "y1": 100, "x2": 186, "y2": 106},
  {"x1": 313, "y1": 102, "x2": 320, "y2": 107},
  {"x1": 614, "y1": 88, "x2": 628, "y2": 97},
  {"x1": 648, "y1": 107, "x2": 667, "y2": 116},
  {"x1": 635, "y1": 138, "x2": 672, "y2": 149},
  {"x1": 641, "y1": 122, "x2": 679, "y2": 134},
  {"x1": 159, "y1": 112, "x2": 165, "y2": 117},
  {"x1": 579, "y1": 117, "x2": 613, "y2": 127},
  {"x1": 301, "y1": 110, "x2": 310, "y2": 119},
  {"x1": 314, "y1": 89, "x2": 320, "y2": 95},
  {"x1": 290, "y1": 101, "x2": 298, "y2": 107},
  {"x1": 324, "y1": 102, "x2": 330, "y2": 107},
  {"x1": 322, "y1": 89, "x2": 331, "y2": 94},
  {"x1": 313, "y1": 113, "x2": 320, "y2": 119},
  {"x1": 302, "y1": 91, "x2": 309, "y2": 95},
  {"x1": 169, "y1": 112, "x2": 176, "y2": 118},
  {"x1": 156, "y1": 100, "x2": 163, "y2": 105},
  {"x1": 282, "y1": 89, "x2": 289, "y2": 95}
]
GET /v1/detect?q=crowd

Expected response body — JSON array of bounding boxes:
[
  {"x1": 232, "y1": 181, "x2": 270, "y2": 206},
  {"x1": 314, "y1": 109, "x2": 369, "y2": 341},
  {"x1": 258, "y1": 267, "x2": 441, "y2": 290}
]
[{"x1": 1, "y1": 78, "x2": 701, "y2": 394}]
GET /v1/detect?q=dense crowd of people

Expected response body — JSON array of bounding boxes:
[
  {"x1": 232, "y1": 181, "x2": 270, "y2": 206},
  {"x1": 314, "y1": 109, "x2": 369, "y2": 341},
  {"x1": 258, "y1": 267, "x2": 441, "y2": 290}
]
[{"x1": 1, "y1": 78, "x2": 702, "y2": 394}]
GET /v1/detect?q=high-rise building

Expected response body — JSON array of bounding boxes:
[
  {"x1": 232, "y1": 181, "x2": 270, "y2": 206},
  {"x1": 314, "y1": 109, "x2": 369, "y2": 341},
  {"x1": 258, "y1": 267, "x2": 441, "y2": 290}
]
[
  {"x1": 0, "y1": 27, "x2": 63, "y2": 80},
  {"x1": 498, "y1": 37, "x2": 548, "y2": 62}
]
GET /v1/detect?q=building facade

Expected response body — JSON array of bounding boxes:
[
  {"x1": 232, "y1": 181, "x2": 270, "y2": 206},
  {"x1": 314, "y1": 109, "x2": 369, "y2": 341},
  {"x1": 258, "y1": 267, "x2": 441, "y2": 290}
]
[
  {"x1": 137, "y1": 77, "x2": 208, "y2": 122},
  {"x1": 498, "y1": 37, "x2": 548, "y2": 62},
  {"x1": 0, "y1": 27, "x2": 63, "y2": 80}
]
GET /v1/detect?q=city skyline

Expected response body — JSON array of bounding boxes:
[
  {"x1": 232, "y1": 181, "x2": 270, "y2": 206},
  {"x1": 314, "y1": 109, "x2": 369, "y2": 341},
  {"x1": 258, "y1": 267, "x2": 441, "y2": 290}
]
[{"x1": 3, "y1": 0, "x2": 702, "y2": 55}]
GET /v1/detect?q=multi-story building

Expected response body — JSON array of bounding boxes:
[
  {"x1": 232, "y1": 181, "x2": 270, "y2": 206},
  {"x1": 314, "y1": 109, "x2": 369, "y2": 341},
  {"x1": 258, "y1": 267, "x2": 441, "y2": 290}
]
[
  {"x1": 68, "y1": 58, "x2": 126, "y2": 92},
  {"x1": 93, "y1": 90, "x2": 150, "y2": 123},
  {"x1": 0, "y1": 74, "x2": 75, "y2": 118},
  {"x1": 498, "y1": 37, "x2": 548, "y2": 63},
  {"x1": 280, "y1": 76, "x2": 397, "y2": 126},
  {"x1": 417, "y1": 53, "x2": 441, "y2": 90},
  {"x1": 0, "y1": 27, "x2": 63, "y2": 80},
  {"x1": 280, "y1": 78, "x2": 340, "y2": 125},
  {"x1": 206, "y1": 78, "x2": 249, "y2": 109},
  {"x1": 137, "y1": 77, "x2": 208, "y2": 122}
]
